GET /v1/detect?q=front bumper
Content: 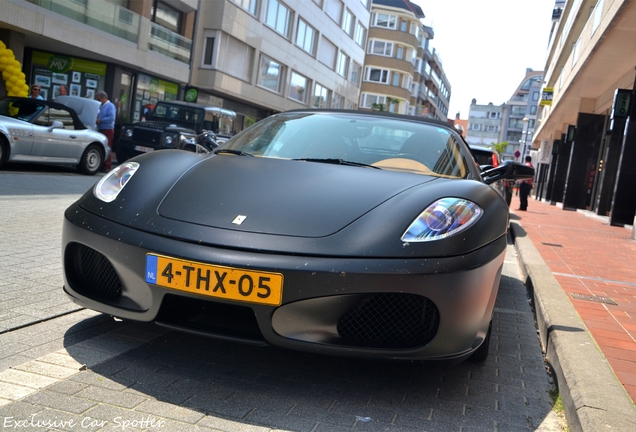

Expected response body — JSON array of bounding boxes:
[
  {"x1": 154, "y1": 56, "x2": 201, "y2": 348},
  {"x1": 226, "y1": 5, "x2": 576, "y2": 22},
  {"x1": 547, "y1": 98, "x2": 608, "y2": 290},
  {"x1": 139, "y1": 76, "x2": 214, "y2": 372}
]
[{"x1": 63, "y1": 203, "x2": 506, "y2": 362}]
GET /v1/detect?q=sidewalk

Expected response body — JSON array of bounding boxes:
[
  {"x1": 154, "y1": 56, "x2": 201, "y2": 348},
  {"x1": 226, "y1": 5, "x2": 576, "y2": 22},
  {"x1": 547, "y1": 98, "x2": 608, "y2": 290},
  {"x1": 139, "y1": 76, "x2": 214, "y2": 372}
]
[{"x1": 508, "y1": 193, "x2": 636, "y2": 431}]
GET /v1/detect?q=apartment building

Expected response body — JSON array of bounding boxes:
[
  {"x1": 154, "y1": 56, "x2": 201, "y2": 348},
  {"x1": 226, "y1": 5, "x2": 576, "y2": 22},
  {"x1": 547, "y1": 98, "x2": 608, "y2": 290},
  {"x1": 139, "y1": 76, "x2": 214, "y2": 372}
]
[
  {"x1": 501, "y1": 69, "x2": 543, "y2": 160},
  {"x1": 1, "y1": 0, "x2": 370, "y2": 134},
  {"x1": 191, "y1": 0, "x2": 370, "y2": 130},
  {"x1": 465, "y1": 100, "x2": 505, "y2": 147},
  {"x1": 359, "y1": 0, "x2": 450, "y2": 120},
  {"x1": 533, "y1": 0, "x2": 636, "y2": 225}
]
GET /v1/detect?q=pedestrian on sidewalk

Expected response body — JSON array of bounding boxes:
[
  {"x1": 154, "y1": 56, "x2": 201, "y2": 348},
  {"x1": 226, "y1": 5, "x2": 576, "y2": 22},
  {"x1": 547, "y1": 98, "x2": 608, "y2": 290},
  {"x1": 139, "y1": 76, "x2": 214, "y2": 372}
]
[
  {"x1": 517, "y1": 155, "x2": 534, "y2": 211},
  {"x1": 95, "y1": 91, "x2": 116, "y2": 172}
]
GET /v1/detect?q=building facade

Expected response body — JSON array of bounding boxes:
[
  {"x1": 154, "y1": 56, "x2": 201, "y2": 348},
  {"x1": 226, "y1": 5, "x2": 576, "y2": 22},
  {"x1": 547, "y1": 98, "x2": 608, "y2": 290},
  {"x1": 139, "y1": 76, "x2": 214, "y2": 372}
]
[
  {"x1": 190, "y1": 0, "x2": 370, "y2": 131},
  {"x1": 1, "y1": 0, "x2": 371, "y2": 136},
  {"x1": 501, "y1": 69, "x2": 543, "y2": 160},
  {"x1": 359, "y1": 0, "x2": 450, "y2": 120},
  {"x1": 533, "y1": 0, "x2": 636, "y2": 226},
  {"x1": 465, "y1": 100, "x2": 505, "y2": 147}
]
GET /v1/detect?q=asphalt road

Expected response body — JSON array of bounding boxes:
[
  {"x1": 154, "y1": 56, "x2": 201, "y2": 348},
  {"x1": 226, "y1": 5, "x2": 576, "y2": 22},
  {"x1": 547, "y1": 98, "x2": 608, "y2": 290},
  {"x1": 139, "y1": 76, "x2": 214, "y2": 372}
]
[{"x1": 0, "y1": 164, "x2": 564, "y2": 431}]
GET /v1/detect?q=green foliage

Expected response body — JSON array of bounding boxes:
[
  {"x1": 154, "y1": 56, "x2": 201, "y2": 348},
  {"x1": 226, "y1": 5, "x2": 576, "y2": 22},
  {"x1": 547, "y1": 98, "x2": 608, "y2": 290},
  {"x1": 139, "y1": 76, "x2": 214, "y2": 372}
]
[{"x1": 493, "y1": 141, "x2": 508, "y2": 156}]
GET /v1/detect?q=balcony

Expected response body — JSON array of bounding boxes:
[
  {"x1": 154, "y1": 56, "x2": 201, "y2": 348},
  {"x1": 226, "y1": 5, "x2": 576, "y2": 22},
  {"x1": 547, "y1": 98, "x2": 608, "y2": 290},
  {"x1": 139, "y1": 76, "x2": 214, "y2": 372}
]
[
  {"x1": 27, "y1": 0, "x2": 192, "y2": 64},
  {"x1": 149, "y1": 22, "x2": 192, "y2": 64},
  {"x1": 27, "y1": 0, "x2": 140, "y2": 43}
]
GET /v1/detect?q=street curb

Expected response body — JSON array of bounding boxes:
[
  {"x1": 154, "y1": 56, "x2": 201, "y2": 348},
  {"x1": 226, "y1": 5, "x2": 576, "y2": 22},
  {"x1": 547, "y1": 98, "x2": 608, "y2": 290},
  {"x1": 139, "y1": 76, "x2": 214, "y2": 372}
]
[{"x1": 510, "y1": 220, "x2": 636, "y2": 432}]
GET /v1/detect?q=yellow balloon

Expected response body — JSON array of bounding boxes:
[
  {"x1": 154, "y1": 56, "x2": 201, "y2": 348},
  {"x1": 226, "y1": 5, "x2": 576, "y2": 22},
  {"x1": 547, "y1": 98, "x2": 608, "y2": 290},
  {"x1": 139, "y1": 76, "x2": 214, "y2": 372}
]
[
  {"x1": 9, "y1": 75, "x2": 17, "y2": 83},
  {"x1": 4, "y1": 65, "x2": 14, "y2": 74},
  {"x1": 0, "y1": 41, "x2": 6, "y2": 50}
]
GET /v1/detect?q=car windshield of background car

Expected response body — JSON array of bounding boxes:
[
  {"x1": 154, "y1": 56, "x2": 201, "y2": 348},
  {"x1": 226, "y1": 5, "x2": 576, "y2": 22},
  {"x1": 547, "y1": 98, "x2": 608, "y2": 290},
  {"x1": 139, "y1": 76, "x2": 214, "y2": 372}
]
[
  {"x1": 0, "y1": 98, "x2": 41, "y2": 122},
  {"x1": 220, "y1": 112, "x2": 469, "y2": 178}
]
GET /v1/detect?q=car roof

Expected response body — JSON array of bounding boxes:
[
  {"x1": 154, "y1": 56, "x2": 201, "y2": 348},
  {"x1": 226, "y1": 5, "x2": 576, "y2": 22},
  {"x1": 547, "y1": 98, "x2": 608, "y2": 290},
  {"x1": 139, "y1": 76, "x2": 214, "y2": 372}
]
[{"x1": 155, "y1": 100, "x2": 237, "y2": 119}]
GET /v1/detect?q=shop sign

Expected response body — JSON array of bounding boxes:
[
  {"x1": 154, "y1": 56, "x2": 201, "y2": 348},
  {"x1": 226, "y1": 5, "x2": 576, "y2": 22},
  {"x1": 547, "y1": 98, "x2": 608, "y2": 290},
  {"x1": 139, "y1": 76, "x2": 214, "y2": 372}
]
[
  {"x1": 33, "y1": 51, "x2": 107, "y2": 76},
  {"x1": 184, "y1": 86, "x2": 199, "y2": 103},
  {"x1": 540, "y1": 87, "x2": 554, "y2": 106},
  {"x1": 611, "y1": 89, "x2": 631, "y2": 120}
]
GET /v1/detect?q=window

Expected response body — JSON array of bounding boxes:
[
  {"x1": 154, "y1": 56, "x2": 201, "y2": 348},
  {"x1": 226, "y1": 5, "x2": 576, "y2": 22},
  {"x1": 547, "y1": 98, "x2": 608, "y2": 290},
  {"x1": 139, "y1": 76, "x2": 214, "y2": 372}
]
[
  {"x1": 152, "y1": 0, "x2": 181, "y2": 33},
  {"x1": 289, "y1": 71, "x2": 309, "y2": 103},
  {"x1": 469, "y1": 123, "x2": 481, "y2": 131},
  {"x1": 392, "y1": 72, "x2": 400, "y2": 86},
  {"x1": 350, "y1": 62, "x2": 361, "y2": 86},
  {"x1": 396, "y1": 46, "x2": 404, "y2": 60},
  {"x1": 372, "y1": 13, "x2": 397, "y2": 29},
  {"x1": 313, "y1": 83, "x2": 330, "y2": 108},
  {"x1": 354, "y1": 22, "x2": 366, "y2": 47},
  {"x1": 368, "y1": 40, "x2": 393, "y2": 56},
  {"x1": 532, "y1": 92, "x2": 539, "y2": 101},
  {"x1": 265, "y1": 0, "x2": 292, "y2": 38},
  {"x1": 486, "y1": 125, "x2": 499, "y2": 132},
  {"x1": 296, "y1": 18, "x2": 317, "y2": 55},
  {"x1": 218, "y1": 35, "x2": 254, "y2": 81},
  {"x1": 258, "y1": 55, "x2": 284, "y2": 93},
  {"x1": 361, "y1": 93, "x2": 386, "y2": 109},
  {"x1": 341, "y1": 8, "x2": 354, "y2": 36},
  {"x1": 202, "y1": 36, "x2": 216, "y2": 66},
  {"x1": 332, "y1": 93, "x2": 344, "y2": 109},
  {"x1": 230, "y1": 0, "x2": 258, "y2": 15},
  {"x1": 365, "y1": 67, "x2": 390, "y2": 84},
  {"x1": 530, "y1": 105, "x2": 537, "y2": 114},
  {"x1": 325, "y1": 0, "x2": 342, "y2": 24},
  {"x1": 400, "y1": 20, "x2": 407, "y2": 32},
  {"x1": 336, "y1": 51, "x2": 349, "y2": 77},
  {"x1": 318, "y1": 36, "x2": 336, "y2": 69}
]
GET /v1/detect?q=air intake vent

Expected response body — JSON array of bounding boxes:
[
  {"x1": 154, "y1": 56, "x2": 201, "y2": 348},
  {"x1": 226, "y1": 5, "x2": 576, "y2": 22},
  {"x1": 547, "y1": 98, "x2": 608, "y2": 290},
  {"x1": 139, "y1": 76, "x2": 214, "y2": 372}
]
[
  {"x1": 337, "y1": 293, "x2": 439, "y2": 349},
  {"x1": 65, "y1": 243, "x2": 122, "y2": 300}
]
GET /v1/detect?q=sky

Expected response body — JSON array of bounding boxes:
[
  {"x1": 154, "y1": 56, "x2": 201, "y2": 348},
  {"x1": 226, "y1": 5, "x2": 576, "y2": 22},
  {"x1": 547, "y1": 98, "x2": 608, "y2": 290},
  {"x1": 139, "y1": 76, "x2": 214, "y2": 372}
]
[{"x1": 411, "y1": 0, "x2": 557, "y2": 118}]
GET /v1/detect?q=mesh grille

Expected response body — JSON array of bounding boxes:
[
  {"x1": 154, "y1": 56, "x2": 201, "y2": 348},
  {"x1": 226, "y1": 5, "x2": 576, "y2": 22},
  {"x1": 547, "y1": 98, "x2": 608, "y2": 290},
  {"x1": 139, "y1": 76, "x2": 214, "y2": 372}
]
[
  {"x1": 132, "y1": 127, "x2": 161, "y2": 146},
  {"x1": 65, "y1": 243, "x2": 122, "y2": 299},
  {"x1": 337, "y1": 293, "x2": 439, "y2": 349}
]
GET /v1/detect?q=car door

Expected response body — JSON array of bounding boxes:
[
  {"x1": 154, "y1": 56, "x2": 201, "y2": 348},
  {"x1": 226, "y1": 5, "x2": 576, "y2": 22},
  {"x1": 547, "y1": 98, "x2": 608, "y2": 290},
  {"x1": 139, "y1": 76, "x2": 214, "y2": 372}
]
[{"x1": 30, "y1": 107, "x2": 83, "y2": 160}]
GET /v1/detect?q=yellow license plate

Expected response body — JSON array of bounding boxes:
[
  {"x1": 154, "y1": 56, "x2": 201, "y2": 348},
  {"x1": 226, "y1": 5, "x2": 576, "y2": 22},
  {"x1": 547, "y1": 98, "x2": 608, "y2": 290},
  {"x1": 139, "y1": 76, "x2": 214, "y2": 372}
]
[{"x1": 145, "y1": 254, "x2": 283, "y2": 306}]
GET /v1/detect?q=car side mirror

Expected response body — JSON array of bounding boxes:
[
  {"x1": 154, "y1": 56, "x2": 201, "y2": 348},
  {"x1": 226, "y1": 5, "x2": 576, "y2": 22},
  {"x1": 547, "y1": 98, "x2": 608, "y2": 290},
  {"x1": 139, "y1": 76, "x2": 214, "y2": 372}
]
[
  {"x1": 48, "y1": 120, "x2": 64, "y2": 131},
  {"x1": 481, "y1": 160, "x2": 534, "y2": 185}
]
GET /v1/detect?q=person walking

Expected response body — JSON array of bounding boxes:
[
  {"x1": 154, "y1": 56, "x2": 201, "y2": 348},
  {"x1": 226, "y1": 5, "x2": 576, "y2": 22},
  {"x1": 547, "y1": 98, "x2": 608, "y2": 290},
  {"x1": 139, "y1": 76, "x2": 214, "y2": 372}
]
[
  {"x1": 30, "y1": 84, "x2": 43, "y2": 99},
  {"x1": 517, "y1": 155, "x2": 534, "y2": 211},
  {"x1": 95, "y1": 90, "x2": 116, "y2": 172}
]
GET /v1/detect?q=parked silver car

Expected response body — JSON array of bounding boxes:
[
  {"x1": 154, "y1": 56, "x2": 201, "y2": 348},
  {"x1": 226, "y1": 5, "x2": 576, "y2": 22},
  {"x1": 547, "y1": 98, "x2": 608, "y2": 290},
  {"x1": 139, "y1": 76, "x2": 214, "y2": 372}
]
[{"x1": 0, "y1": 96, "x2": 110, "y2": 175}]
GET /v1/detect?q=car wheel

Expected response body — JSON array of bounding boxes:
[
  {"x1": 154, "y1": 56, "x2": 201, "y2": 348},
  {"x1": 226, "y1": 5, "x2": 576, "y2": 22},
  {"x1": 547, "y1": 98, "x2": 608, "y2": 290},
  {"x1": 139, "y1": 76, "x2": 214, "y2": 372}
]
[
  {"x1": 78, "y1": 144, "x2": 103, "y2": 175},
  {"x1": 0, "y1": 137, "x2": 8, "y2": 169},
  {"x1": 470, "y1": 320, "x2": 492, "y2": 362}
]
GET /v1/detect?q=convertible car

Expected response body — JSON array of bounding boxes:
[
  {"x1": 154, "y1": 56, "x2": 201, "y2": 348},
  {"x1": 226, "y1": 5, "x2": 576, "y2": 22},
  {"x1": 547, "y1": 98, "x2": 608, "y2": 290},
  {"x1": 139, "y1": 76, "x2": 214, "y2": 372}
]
[
  {"x1": 62, "y1": 110, "x2": 533, "y2": 363},
  {"x1": 0, "y1": 96, "x2": 109, "y2": 175}
]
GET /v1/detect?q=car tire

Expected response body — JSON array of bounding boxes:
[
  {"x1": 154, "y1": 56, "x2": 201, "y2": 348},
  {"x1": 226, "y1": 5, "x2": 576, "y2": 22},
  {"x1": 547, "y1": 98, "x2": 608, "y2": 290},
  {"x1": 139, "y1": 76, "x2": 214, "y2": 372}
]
[
  {"x1": 470, "y1": 320, "x2": 492, "y2": 362},
  {"x1": 78, "y1": 144, "x2": 103, "y2": 175},
  {"x1": 0, "y1": 136, "x2": 8, "y2": 169}
]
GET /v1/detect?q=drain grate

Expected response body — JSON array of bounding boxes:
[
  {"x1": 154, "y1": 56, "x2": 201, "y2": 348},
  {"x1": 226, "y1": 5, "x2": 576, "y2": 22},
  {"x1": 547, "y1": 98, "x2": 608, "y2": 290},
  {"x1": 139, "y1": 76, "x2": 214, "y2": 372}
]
[{"x1": 570, "y1": 293, "x2": 618, "y2": 306}]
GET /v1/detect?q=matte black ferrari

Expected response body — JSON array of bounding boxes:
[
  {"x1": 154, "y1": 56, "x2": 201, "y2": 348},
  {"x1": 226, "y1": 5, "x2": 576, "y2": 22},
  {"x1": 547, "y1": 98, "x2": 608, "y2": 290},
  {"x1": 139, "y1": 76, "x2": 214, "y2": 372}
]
[{"x1": 62, "y1": 110, "x2": 534, "y2": 363}]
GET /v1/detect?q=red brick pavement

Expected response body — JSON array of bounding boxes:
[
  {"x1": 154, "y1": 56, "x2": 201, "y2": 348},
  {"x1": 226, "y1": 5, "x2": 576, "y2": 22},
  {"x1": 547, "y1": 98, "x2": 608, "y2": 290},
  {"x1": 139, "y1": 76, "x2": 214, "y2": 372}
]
[{"x1": 510, "y1": 193, "x2": 636, "y2": 402}]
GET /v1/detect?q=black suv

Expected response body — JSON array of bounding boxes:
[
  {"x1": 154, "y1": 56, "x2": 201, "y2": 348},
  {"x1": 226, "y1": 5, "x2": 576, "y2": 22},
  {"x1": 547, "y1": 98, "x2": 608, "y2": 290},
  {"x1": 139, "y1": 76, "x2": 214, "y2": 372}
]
[
  {"x1": 469, "y1": 145, "x2": 513, "y2": 206},
  {"x1": 116, "y1": 100, "x2": 235, "y2": 162}
]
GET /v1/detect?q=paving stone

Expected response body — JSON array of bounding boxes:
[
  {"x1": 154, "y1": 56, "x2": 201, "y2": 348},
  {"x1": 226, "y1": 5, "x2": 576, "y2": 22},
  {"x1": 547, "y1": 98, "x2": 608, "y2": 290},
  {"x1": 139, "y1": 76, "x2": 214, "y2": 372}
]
[
  {"x1": 13, "y1": 359, "x2": 79, "y2": 380},
  {"x1": 0, "y1": 368, "x2": 58, "y2": 389}
]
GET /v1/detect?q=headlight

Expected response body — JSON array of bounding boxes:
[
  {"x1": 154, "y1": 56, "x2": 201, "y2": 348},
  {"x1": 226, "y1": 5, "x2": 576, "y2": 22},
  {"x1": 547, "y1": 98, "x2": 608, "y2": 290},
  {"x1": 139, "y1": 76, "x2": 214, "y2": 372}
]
[
  {"x1": 164, "y1": 134, "x2": 176, "y2": 146},
  {"x1": 401, "y1": 198, "x2": 482, "y2": 242},
  {"x1": 93, "y1": 162, "x2": 140, "y2": 203},
  {"x1": 123, "y1": 128, "x2": 133, "y2": 138}
]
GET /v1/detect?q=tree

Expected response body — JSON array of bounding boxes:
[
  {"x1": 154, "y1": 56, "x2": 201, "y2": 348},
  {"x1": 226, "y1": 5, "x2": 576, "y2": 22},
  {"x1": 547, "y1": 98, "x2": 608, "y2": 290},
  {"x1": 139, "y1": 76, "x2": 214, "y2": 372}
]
[{"x1": 493, "y1": 141, "x2": 508, "y2": 156}]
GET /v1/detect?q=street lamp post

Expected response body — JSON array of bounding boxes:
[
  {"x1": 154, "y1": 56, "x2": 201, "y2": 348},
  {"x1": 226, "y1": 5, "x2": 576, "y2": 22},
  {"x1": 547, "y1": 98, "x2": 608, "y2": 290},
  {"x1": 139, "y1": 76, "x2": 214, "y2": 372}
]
[{"x1": 521, "y1": 117, "x2": 530, "y2": 160}]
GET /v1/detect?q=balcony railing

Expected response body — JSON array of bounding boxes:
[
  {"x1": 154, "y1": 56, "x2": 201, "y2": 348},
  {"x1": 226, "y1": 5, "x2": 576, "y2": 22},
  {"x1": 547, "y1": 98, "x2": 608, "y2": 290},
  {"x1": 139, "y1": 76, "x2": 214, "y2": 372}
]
[
  {"x1": 27, "y1": 0, "x2": 192, "y2": 64},
  {"x1": 27, "y1": 0, "x2": 140, "y2": 43},
  {"x1": 149, "y1": 22, "x2": 192, "y2": 64}
]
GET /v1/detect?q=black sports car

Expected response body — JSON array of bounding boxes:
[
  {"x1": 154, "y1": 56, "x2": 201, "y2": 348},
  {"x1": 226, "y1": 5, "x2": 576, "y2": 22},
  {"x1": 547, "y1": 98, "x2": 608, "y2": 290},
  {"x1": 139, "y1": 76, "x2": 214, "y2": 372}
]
[{"x1": 62, "y1": 110, "x2": 533, "y2": 363}]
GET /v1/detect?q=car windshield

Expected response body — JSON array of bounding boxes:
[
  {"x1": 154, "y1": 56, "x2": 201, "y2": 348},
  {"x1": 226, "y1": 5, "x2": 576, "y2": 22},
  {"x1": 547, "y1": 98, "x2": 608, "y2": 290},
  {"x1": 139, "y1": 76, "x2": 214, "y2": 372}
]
[
  {"x1": 150, "y1": 103, "x2": 203, "y2": 129},
  {"x1": 0, "y1": 98, "x2": 42, "y2": 122},
  {"x1": 219, "y1": 112, "x2": 470, "y2": 178}
]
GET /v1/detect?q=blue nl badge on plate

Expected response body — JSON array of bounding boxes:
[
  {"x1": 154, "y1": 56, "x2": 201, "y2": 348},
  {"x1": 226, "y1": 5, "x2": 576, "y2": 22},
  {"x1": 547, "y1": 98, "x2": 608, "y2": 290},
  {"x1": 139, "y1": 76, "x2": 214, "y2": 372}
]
[{"x1": 145, "y1": 254, "x2": 158, "y2": 284}]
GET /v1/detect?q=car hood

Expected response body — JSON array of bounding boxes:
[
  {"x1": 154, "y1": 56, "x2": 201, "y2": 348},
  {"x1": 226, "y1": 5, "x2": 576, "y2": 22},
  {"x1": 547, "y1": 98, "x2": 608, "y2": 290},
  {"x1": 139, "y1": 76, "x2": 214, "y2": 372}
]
[
  {"x1": 157, "y1": 155, "x2": 436, "y2": 237},
  {"x1": 55, "y1": 96, "x2": 100, "y2": 129},
  {"x1": 0, "y1": 115, "x2": 30, "y2": 129}
]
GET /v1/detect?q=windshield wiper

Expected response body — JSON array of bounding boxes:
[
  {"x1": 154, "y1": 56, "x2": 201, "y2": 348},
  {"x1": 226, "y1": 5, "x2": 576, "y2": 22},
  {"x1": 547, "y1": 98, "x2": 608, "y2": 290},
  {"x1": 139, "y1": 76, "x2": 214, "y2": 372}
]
[
  {"x1": 295, "y1": 158, "x2": 381, "y2": 169},
  {"x1": 213, "y1": 149, "x2": 254, "y2": 157}
]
